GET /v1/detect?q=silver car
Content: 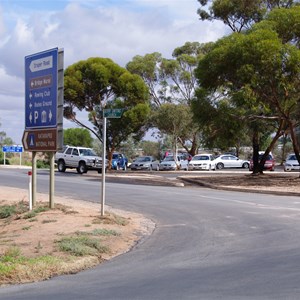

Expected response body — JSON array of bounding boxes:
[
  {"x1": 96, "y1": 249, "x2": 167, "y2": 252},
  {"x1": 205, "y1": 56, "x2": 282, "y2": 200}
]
[
  {"x1": 158, "y1": 155, "x2": 189, "y2": 171},
  {"x1": 130, "y1": 156, "x2": 160, "y2": 171}
]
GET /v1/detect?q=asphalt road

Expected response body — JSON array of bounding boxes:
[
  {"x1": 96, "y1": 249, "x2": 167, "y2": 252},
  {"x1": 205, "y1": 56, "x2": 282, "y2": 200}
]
[{"x1": 1, "y1": 168, "x2": 300, "y2": 299}]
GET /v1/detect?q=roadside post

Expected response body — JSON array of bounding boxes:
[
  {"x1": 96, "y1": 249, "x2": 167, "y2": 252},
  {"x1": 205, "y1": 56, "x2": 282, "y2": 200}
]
[
  {"x1": 101, "y1": 116, "x2": 106, "y2": 217},
  {"x1": 28, "y1": 171, "x2": 32, "y2": 210},
  {"x1": 101, "y1": 108, "x2": 123, "y2": 216}
]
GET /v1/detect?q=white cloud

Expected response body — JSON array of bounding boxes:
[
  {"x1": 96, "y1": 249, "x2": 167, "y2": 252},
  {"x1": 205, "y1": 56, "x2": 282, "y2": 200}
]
[{"x1": 0, "y1": 0, "x2": 227, "y2": 144}]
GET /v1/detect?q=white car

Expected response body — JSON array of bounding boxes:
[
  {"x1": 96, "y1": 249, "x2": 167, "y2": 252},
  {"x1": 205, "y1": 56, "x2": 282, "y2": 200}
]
[
  {"x1": 284, "y1": 154, "x2": 300, "y2": 172},
  {"x1": 188, "y1": 154, "x2": 216, "y2": 171},
  {"x1": 158, "y1": 155, "x2": 188, "y2": 171},
  {"x1": 214, "y1": 154, "x2": 250, "y2": 170}
]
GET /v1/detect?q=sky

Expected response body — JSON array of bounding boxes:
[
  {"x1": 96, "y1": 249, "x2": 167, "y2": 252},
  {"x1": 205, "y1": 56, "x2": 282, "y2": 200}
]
[{"x1": 0, "y1": 0, "x2": 227, "y2": 145}]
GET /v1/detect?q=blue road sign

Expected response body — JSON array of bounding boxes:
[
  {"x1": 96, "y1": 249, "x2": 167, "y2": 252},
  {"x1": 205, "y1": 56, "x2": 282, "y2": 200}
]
[
  {"x1": 2, "y1": 145, "x2": 23, "y2": 153},
  {"x1": 25, "y1": 48, "x2": 58, "y2": 129}
]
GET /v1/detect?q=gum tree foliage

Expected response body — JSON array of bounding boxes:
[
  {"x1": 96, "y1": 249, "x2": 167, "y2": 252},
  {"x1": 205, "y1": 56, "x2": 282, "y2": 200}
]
[
  {"x1": 197, "y1": 0, "x2": 297, "y2": 32},
  {"x1": 196, "y1": 1, "x2": 300, "y2": 173},
  {"x1": 63, "y1": 57, "x2": 150, "y2": 165},
  {"x1": 192, "y1": 89, "x2": 252, "y2": 155},
  {"x1": 195, "y1": 20, "x2": 300, "y2": 174},
  {"x1": 151, "y1": 103, "x2": 191, "y2": 162},
  {"x1": 63, "y1": 128, "x2": 93, "y2": 148},
  {"x1": 127, "y1": 42, "x2": 213, "y2": 156}
]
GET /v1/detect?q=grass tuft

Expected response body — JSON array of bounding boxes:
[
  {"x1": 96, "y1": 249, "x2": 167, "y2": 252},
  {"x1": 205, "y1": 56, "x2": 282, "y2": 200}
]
[
  {"x1": 57, "y1": 236, "x2": 109, "y2": 256},
  {"x1": 92, "y1": 213, "x2": 129, "y2": 226}
]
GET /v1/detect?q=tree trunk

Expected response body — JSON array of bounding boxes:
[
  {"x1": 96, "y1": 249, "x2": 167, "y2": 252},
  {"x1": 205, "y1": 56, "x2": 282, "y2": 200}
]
[
  {"x1": 258, "y1": 120, "x2": 284, "y2": 173},
  {"x1": 252, "y1": 130, "x2": 261, "y2": 175}
]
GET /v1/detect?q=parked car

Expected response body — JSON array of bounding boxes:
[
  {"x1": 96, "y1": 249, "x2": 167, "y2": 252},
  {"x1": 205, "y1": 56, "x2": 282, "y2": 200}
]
[
  {"x1": 249, "y1": 151, "x2": 275, "y2": 171},
  {"x1": 284, "y1": 153, "x2": 300, "y2": 172},
  {"x1": 188, "y1": 154, "x2": 216, "y2": 171},
  {"x1": 214, "y1": 154, "x2": 250, "y2": 170},
  {"x1": 55, "y1": 146, "x2": 107, "y2": 174},
  {"x1": 111, "y1": 153, "x2": 128, "y2": 171},
  {"x1": 130, "y1": 156, "x2": 160, "y2": 171},
  {"x1": 158, "y1": 155, "x2": 189, "y2": 171}
]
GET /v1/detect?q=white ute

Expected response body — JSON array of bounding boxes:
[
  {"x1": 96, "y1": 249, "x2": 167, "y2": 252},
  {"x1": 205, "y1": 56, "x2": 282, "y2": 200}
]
[{"x1": 55, "y1": 146, "x2": 105, "y2": 174}]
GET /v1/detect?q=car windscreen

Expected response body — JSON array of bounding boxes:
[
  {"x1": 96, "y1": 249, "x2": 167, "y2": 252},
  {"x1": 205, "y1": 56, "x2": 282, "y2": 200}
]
[
  {"x1": 79, "y1": 149, "x2": 97, "y2": 156},
  {"x1": 258, "y1": 154, "x2": 273, "y2": 160},
  {"x1": 164, "y1": 157, "x2": 175, "y2": 161},
  {"x1": 192, "y1": 155, "x2": 210, "y2": 161},
  {"x1": 135, "y1": 157, "x2": 150, "y2": 162}
]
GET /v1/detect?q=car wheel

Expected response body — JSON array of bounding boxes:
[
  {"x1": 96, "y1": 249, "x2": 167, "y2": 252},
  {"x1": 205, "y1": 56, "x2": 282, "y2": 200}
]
[
  {"x1": 242, "y1": 162, "x2": 249, "y2": 169},
  {"x1": 97, "y1": 169, "x2": 102, "y2": 174},
  {"x1": 77, "y1": 162, "x2": 87, "y2": 174},
  {"x1": 57, "y1": 160, "x2": 66, "y2": 172},
  {"x1": 216, "y1": 163, "x2": 224, "y2": 170}
]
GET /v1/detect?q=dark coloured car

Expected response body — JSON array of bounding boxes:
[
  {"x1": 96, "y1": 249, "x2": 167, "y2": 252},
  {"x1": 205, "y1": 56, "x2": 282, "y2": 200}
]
[
  {"x1": 249, "y1": 152, "x2": 275, "y2": 171},
  {"x1": 111, "y1": 153, "x2": 128, "y2": 170}
]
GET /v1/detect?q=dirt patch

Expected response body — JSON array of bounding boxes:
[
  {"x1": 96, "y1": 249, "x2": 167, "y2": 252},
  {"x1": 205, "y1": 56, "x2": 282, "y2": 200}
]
[
  {"x1": 0, "y1": 187, "x2": 155, "y2": 285},
  {"x1": 181, "y1": 173, "x2": 300, "y2": 194}
]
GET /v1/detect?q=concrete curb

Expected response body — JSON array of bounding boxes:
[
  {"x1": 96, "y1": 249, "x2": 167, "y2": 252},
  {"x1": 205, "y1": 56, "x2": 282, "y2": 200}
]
[{"x1": 178, "y1": 177, "x2": 300, "y2": 197}]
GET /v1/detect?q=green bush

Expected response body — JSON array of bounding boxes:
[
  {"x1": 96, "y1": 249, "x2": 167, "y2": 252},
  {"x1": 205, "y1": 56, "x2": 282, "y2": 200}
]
[
  {"x1": 0, "y1": 205, "x2": 16, "y2": 219},
  {"x1": 0, "y1": 159, "x2": 10, "y2": 165},
  {"x1": 36, "y1": 160, "x2": 50, "y2": 169}
]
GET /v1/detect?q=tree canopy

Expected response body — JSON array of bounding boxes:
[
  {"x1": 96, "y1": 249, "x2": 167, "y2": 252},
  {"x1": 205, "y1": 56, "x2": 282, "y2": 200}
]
[
  {"x1": 63, "y1": 128, "x2": 93, "y2": 148},
  {"x1": 127, "y1": 42, "x2": 213, "y2": 156},
  {"x1": 63, "y1": 57, "x2": 150, "y2": 164},
  {"x1": 197, "y1": 0, "x2": 298, "y2": 32},
  {"x1": 195, "y1": 10, "x2": 300, "y2": 173}
]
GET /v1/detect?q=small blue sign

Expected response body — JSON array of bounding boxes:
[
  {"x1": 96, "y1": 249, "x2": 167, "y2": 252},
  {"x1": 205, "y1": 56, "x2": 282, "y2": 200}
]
[
  {"x1": 2, "y1": 145, "x2": 23, "y2": 153},
  {"x1": 25, "y1": 48, "x2": 58, "y2": 129}
]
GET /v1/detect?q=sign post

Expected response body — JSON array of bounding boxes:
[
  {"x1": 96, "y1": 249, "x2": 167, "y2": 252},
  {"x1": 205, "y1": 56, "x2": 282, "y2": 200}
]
[
  {"x1": 23, "y1": 48, "x2": 64, "y2": 208},
  {"x1": 101, "y1": 109, "x2": 123, "y2": 216},
  {"x1": 2, "y1": 145, "x2": 23, "y2": 165}
]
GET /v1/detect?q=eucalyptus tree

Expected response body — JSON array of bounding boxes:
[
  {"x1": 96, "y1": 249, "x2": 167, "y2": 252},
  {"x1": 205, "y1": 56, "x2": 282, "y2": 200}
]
[
  {"x1": 63, "y1": 57, "x2": 150, "y2": 164},
  {"x1": 151, "y1": 103, "x2": 192, "y2": 163},
  {"x1": 192, "y1": 89, "x2": 252, "y2": 155},
  {"x1": 127, "y1": 42, "x2": 213, "y2": 156},
  {"x1": 63, "y1": 128, "x2": 93, "y2": 148},
  {"x1": 197, "y1": 0, "x2": 298, "y2": 33},
  {"x1": 195, "y1": 23, "x2": 300, "y2": 174}
]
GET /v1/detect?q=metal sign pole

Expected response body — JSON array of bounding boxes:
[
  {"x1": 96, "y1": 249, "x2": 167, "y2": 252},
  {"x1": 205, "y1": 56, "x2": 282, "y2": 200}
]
[
  {"x1": 49, "y1": 152, "x2": 55, "y2": 208},
  {"x1": 101, "y1": 117, "x2": 107, "y2": 216},
  {"x1": 32, "y1": 152, "x2": 37, "y2": 207}
]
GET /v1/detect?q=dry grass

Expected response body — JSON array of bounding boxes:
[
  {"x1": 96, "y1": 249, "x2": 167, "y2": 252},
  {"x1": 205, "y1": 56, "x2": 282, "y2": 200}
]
[{"x1": 0, "y1": 187, "x2": 154, "y2": 286}]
